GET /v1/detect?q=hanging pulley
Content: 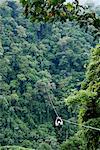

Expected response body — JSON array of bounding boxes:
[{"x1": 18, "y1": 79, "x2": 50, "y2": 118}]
[{"x1": 55, "y1": 117, "x2": 63, "y2": 127}]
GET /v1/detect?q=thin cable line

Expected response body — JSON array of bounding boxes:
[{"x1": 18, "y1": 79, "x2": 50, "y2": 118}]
[
  {"x1": 45, "y1": 87, "x2": 59, "y2": 117},
  {"x1": 63, "y1": 119, "x2": 100, "y2": 131}
]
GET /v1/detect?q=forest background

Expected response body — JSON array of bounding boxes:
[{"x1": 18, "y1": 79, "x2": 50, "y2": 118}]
[{"x1": 0, "y1": 0, "x2": 100, "y2": 150}]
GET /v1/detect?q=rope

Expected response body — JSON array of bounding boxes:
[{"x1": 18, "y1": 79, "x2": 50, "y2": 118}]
[{"x1": 45, "y1": 86, "x2": 100, "y2": 132}]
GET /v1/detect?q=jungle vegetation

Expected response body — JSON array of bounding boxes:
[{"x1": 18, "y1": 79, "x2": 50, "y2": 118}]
[{"x1": 0, "y1": 0, "x2": 100, "y2": 150}]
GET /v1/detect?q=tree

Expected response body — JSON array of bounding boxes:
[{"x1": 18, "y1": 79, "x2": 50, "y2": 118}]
[
  {"x1": 60, "y1": 131, "x2": 85, "y2": 150},
  {"x1": 37, "y1": 142, "x2": 52, "y2": 150},
  {"x1": 65, "y1": 45, "x2": 100, "y2": 150},
  {"x1": 20, "y1": 0, "x2": 100, "y2": 36},
  {"x1": 0, "y1": 1, "x2": 99, "y2": 149}
]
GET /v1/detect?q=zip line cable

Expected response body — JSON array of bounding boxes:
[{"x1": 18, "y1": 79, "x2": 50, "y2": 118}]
[
  {"x1": 45, "y1": 86, "x2": 100, "y2": 132},
  {"x1": 63, "y1": 119, "x2": 100, "y2": 131},
  {"x1": 46, "y1": 90, "x2": 59, "y2": 117}
]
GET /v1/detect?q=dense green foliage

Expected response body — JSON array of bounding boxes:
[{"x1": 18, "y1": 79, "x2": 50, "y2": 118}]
[
  {"x1": 20, "y1": 0, "x2": 100, "y2": 37},
  {"x1": 0, "y1": 1, "x2": 99, "y2": 150},
  {"x1": 62, "y1": 45, "x2": 100, "y2": 149}
]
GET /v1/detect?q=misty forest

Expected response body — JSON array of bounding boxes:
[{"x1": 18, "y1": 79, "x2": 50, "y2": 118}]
[{"x1": 0, "y1": 0, "x2": 100, "y2": 150}]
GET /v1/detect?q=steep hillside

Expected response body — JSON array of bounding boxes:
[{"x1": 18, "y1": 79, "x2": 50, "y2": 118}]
[{"x1": 0, "y1": 1, "x2": 98, "y2": 149}]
